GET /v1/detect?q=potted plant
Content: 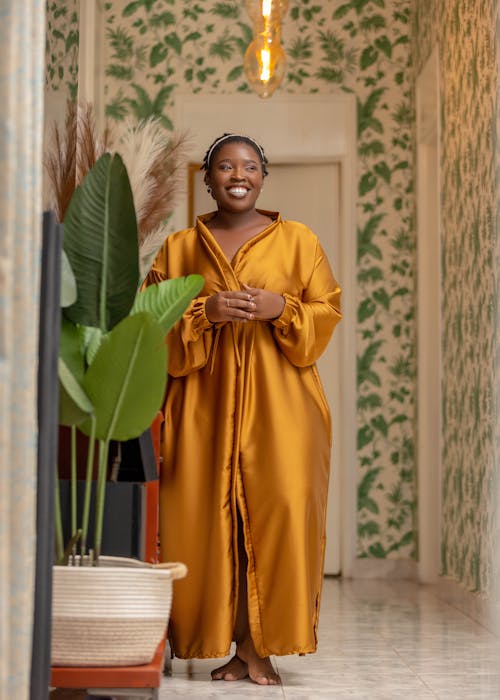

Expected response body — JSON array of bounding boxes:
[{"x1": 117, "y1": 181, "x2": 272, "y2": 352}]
[{"x1": 48, "y1": 112, "x2": 202, "y2": 666}]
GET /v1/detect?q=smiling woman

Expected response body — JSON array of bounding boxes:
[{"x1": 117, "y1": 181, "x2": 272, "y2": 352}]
[{"x1": 145, "y1": 133, "x2": 342, "y2": 687}]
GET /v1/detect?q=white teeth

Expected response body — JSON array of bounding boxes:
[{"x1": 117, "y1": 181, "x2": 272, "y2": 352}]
[{"x1": 228, "y1": 187, "x2": 247, "y2": 198}]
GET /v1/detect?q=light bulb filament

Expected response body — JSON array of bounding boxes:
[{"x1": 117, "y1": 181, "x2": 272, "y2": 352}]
[
  {"x1": 262, "y1": 0, "x2": 272, "y2": 18},
  {"x1": 260, "y1": 47, "x2": 271, "y2": 81}
]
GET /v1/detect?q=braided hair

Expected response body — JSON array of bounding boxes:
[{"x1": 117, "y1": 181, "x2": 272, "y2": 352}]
[{"x1": 201, "y1": 133, "x2": 269, "y2": 176}]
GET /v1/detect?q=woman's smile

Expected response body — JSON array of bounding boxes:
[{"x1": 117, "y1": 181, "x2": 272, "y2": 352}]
[{"x1": 227, "y1": 186, "x2": 249, "y2": 198}]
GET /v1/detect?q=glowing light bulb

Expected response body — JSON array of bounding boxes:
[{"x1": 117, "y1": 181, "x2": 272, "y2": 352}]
[
  {"x1": 243, "y1": 0, "x2": 289, "y2": 99},
  {"x1": 244, "y1": 35, "x2": 286, "y2": 98}
]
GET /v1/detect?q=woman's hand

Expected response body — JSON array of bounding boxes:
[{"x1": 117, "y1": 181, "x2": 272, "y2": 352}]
[
  {"x1": 205, "y1": 291, "x2": 257, "y2": 323},
  {"x1": 242, "y1": 284, "x2": 285, "y2": 320}
]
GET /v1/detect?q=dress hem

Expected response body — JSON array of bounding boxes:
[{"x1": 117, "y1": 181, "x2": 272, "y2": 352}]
[{"x1": 173, "y1": 644, "x2": 319, "y2": 660}]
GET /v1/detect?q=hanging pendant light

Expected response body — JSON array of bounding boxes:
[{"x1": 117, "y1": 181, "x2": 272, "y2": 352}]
[{"x1": 243, "y1": 0, "x2": 288, "y2": 99}]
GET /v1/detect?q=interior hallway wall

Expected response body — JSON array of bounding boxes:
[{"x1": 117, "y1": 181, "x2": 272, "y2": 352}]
[
  {"x1": 45, "y1": 0, "x2": 417, "y2": 564},
  {"x1": 412, "y1": 0, "x2": 498, "y2": 596}
]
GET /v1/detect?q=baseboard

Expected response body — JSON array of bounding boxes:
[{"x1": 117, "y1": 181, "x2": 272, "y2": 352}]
[
  {"x1": 349, "y1": 558, "x2": 418, "y2": 580},
  {"x1": 432, "y1": 576, "x2": 500, "y2": 636}
]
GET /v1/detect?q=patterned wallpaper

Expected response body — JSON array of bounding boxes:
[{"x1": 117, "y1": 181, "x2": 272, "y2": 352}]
[
  {"x1": 45, "y1": 0, "x2": 80, "y2": 99},
  {"x1": 46, "y1": 1, "x2": 416, "y2": 561},
  {"x1": 413, "y1": 0, "x2": 497, "y2": 594}
]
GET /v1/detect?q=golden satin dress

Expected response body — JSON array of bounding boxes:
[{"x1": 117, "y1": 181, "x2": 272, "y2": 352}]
[{"x1": 146, "y1": 211, "x2": 342, "y2": 659}]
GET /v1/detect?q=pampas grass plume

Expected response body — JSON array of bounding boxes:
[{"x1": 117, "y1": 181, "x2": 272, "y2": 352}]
[
  {"x1": 114, "y1": 117, "x2": 187, "y2": 243},
  {"x1": 44, "y1": 102, "x2": 188, "y2": 274}
]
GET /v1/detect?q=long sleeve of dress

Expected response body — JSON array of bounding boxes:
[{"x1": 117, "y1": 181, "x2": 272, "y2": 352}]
[
  {"x1": 145, "y1": 252, "x2": 214, "y2": 377},
  {"x1": 271, "y1": 240, "x2": 341, "y2": 367},
  {"x1": 166, "y1": 296, "x2": 214, "y2": 376}
]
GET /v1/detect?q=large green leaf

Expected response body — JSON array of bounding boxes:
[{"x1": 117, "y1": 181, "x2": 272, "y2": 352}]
[
  {"x1": 79, "y1": 325, "x2": 104, "y2": 366},
  {"x1": 59, "y1": 318, "x2": 94, "y2": 426},
  {"x1": 80, "y1": 312, "x2": 167, "y2": 442},
  {"x1": 59, "y1": 357, "x2": 94, "y2": 427},
  {"x1": 132, "y1": 274, "x2": 204, "y2": 335},
  {"x1": 60, "y1": 317, "x2": 85, "y2": 382},
  {"x1": 60, "y1": 250, "x2": 77, "y2": 308},
  {"x1": 63, "y1": 153, "x2": 139, "y2": 332}
]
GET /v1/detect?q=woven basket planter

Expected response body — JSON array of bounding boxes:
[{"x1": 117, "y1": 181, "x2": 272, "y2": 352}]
[{"x1": 51, "y1": 556, "x2": 187, "y2": 667}]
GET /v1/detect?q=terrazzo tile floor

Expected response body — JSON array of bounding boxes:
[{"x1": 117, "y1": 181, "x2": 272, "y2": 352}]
[{"x1": 159, "y1": 577, "x2": 500, "y2": 699}]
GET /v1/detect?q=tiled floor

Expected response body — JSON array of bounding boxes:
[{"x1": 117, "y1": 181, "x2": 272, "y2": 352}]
[{"x1": 159, "y1": 577, "x2": 500, "y2": 699}]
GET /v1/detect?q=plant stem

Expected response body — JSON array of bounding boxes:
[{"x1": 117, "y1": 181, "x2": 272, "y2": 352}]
[
  {"x1": 70, "y1": 425, "x2": 77, "y2": 555},
  {"x1": 94, "y1": 439, "x2": 109, "y2": 565},
  {"x1": 80, "y1": 415, "x2": 96, "y2": 560},
  {"x1": 54, "y1": 468, "x2": 64, "y2": 563}
]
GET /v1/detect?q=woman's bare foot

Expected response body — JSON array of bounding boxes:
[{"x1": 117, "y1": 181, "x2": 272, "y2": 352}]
[
  {"x1": 227, "y1": 512, "x2": 280, "y2": 685},
  {"x1": 237, "y1": 637, "x2": 281, "y2": 686},
  {"x1": 211, "y1": 654, "x2": 249, "y2": 681}
]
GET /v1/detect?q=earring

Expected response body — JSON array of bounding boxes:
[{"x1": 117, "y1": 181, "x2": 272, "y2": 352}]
[{"x1": 207, "y1": 186, "x2": 212, "y2": 195}]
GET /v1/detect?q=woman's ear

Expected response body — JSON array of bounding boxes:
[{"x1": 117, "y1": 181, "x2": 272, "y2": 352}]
[{"x1": 204, "y1": 173, "x2": 213, "y2": 198}]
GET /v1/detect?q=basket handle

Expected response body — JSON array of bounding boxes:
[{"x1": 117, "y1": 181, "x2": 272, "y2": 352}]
[{"x1": 152, "y1": 562, "x2": 188, "y2": 579}]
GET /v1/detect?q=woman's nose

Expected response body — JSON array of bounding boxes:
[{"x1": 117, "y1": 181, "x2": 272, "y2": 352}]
[{"x1": 231, "y1": 167, "x2": 245, "y2": 180}]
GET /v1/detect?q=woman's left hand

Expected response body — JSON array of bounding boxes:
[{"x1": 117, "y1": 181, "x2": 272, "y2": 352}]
[{"x1": 242, "y1": 283, "x2": 285, "y2": 321}]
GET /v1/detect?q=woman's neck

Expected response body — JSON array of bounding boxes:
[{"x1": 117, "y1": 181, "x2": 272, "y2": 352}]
[{"x1": 210, "y1": 207, "x2": 265, "y2": 231}]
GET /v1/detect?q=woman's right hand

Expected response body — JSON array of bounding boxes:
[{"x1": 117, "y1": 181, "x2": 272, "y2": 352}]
[{"x1": 205, "y1": 291, "x2": 256, "y2": 323}]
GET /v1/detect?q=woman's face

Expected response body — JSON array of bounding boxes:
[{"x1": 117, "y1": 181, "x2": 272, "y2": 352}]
[{"x1": 205, "y1": 141, "x2": 264, "y2": 214}]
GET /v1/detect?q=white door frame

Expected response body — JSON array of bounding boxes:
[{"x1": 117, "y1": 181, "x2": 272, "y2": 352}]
[
  {"x1": 416, "y1": 48, "x2": 442, "y2": 583},
  {"x1": 174, "y1": 93, "x2": 357, "y2": 577}
]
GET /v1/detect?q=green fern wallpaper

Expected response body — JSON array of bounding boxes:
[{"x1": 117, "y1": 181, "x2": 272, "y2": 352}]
[
  {"x1": 45, "y1": 0, "x2": 80, "y2": 99},
  {"x1": 413, "y1": 0, "x2": 497, "y2": 594}
]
